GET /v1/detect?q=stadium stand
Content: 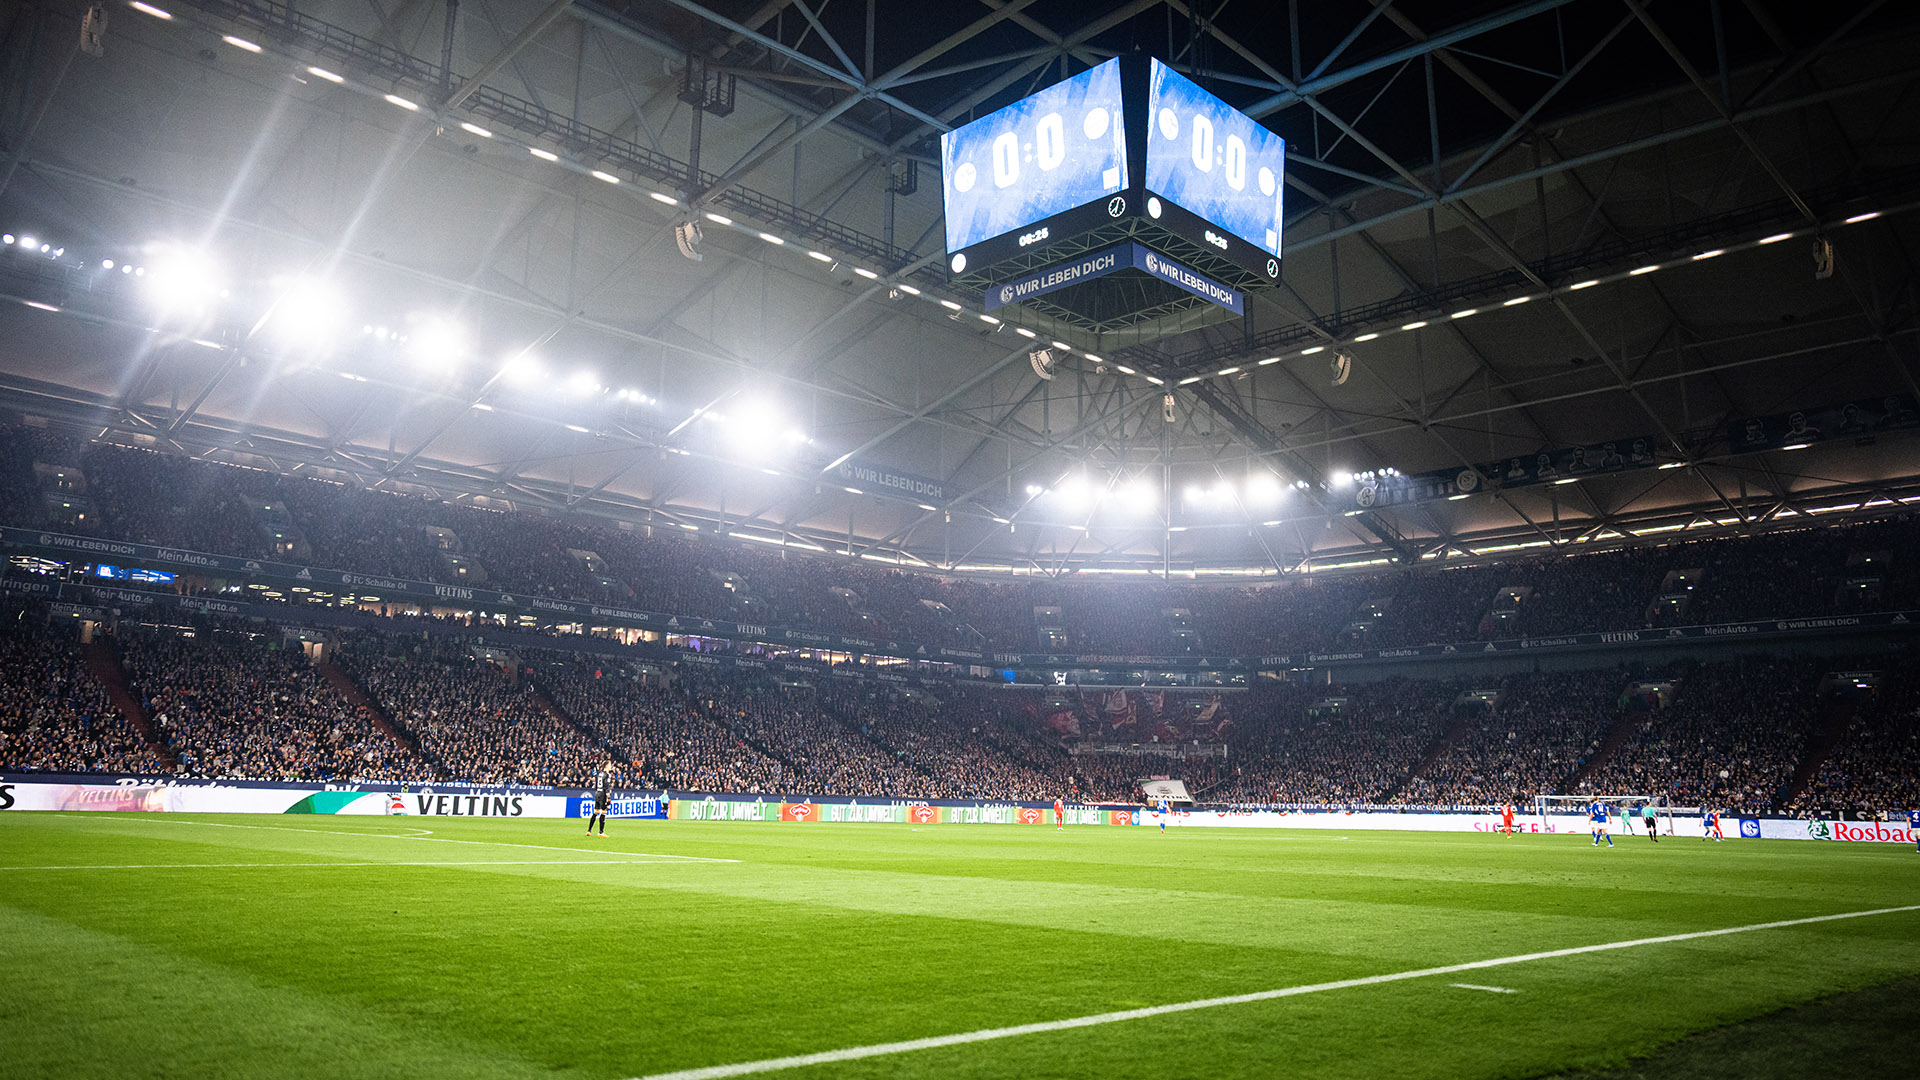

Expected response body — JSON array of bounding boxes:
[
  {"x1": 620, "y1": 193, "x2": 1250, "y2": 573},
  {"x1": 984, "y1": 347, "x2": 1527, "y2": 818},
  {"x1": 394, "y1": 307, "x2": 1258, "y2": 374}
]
[
  {"x1": 6, "y1": 428, "x2": 1920, "y2": 658},
  {"x1": 0, "y1": 602, "x2": 164, "y2": 775},
  {"x1": 115, "y1": 621, "x2": 433, "y2": 783},
  {"x1": 5, "y1": 427, "x2": 1920, "y2": 818}
]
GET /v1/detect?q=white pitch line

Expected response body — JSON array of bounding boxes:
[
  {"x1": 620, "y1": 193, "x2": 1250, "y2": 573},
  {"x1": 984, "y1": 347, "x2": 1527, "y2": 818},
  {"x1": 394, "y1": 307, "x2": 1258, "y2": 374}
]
[
  {"x1": 1450, "y1": 983, "x2": 1519, "y2": 994},
  {"x1": 627, "y1": 904, "x2": 1920, "y2": 1080},
  {"x1": 116, "y1": 817, "x2": 739, "y2": 862},
  {"x1": 9, "y1": 857, "x2": 685, "y2": 870}
]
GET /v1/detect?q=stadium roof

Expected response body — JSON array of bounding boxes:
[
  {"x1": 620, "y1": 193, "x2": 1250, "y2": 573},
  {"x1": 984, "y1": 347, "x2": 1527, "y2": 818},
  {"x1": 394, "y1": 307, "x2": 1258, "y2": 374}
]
[{"x1": 1, "y1": 0, "x2": 1917, "y2": 579}]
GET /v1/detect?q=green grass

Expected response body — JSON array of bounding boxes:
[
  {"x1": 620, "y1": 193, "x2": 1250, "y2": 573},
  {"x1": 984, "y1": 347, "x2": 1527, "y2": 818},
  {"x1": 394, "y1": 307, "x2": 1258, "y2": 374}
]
[{"x1": 1, "y1": 813, "x2": 1915, "y2": 1080}]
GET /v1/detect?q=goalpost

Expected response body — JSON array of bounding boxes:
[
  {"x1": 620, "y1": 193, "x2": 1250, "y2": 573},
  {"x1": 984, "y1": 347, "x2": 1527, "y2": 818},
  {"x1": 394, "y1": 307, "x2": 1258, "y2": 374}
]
[{"x1": 1534, "y1": 793, "x2": 1679, "y2": 836}]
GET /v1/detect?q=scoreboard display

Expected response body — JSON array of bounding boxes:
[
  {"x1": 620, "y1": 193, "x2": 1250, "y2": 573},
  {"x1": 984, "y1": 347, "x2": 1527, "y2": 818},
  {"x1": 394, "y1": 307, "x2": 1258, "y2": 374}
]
[
  {"x1": 940, "y1": 59, "x2": 1129, "y2": 268},
  {"x1": 940, "y1": 56, "x2": 1287, "y2": 314},
  {"x1": 1143, "y1": 59, "x2": 1286, "y2": 268}
]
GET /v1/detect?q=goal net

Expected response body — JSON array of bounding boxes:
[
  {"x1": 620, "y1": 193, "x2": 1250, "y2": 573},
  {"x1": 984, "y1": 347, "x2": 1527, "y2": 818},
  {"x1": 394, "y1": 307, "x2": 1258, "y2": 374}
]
[{"x1": 1534, "y1": 794, "x2": 1678, "y2": 835}]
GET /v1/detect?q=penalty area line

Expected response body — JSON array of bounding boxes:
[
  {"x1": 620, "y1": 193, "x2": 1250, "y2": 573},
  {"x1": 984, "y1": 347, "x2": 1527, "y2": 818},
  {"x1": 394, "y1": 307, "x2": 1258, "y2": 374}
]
[
  {"x1": 627, "y1": 904, "x2": 1920, "y2": 1080},
  {"x1": 116, "y1": 817, "x2": 739, "y2": 863},
  {"x1": 0, "y1": 860, "x2": 698, "y2": 871}
]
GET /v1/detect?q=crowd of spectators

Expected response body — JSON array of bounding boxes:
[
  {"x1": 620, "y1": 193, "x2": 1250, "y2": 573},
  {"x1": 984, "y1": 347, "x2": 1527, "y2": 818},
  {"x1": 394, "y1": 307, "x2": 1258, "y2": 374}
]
[
  {"x1": 336, "y1": 636, "x2": 606, "y2": 788},
  {"x1": 6, "y1": 593, "x2": 1920, "y2": 817},
  {"x1": 1206, "y1": 679, "x2": 1460, "y2": 805},
  {"x1": 0, "y1": 604, "x2": 163, "y2": 774},
  {"x1": 529, "y1": 653, "x2": 787, "y2": 794},
  {"x1": 6, "y1": 426, "x2": 1920, "y2": 660},
  {"x1": 1578, "y1": 658, "x2": 1827, "y2": 816},
  {"x1": 1397, "y1": 670, "x2": 1625, "y2": 808},
  {"x1": 676, "y1": 672, "x2": 929, "y2": 797},
  {"x1": 116, "y1": 620, "x2": 432, "y2": 783},
  {"x1": 1790, "y1": 665, "x2": 1920, "y2": 817}
]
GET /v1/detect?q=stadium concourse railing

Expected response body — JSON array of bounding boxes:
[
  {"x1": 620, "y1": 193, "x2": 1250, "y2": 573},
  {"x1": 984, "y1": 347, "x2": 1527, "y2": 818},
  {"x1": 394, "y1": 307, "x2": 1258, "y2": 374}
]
[
  {"x1": 6, "y1": 526, "x2": 1920, "y2": 683},
  {"x1": 4, "y1": 773, "x2": 1912, "y2": 845}
]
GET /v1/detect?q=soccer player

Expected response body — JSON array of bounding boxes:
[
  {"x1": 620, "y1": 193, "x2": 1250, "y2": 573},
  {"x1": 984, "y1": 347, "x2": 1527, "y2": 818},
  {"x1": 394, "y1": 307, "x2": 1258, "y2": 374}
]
[
  {"x1": 1618, "y1": 802, "x2": 1634, "y2": 835},
  {"x1": 1909, "y1": 808, "x2": 1920, "y2": 853},
  {"x1": 1157, "y1": 795, "x2": 1171, "y2": 833},
  {"x1": 1054, "y1": 796, "x2": 1065, "y2": 831},
  {"x1": 1701, "y1": 807, "x2": 1723, "y2": 842},
  {"x1": 586, "y1": 766, "x2": 612, "y2": 836},
  {"x1": 1499, "y1": 802, "x2": 1516, "y2": 836},
  {"x1": 1642, "y1": 802, "x2": 1659, "y2": 841},
  {"x1": 1588, "y1": 800, "x2": 1613, "y2": 847}
]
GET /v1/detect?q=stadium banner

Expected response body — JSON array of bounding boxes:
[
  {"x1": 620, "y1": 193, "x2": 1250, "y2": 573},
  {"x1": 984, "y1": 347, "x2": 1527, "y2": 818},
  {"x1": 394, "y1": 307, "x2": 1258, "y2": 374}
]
[
  {"x1": 566, "y1": 795, "x2": 668, "y2": 820},
  {"x1": 982, "y1": 243, "x2": 1245, "y2": 315},
  {"x1": 1779, "y1": 818, "x2": 1913, "y2": 843},
  {"x1": 1729, "y1": 393, "x2": 1919, "y2": 453},
  {"x1": 671, "y1": 797, "x2": 786, "y2": 822},
  {"x1": 6, "y1": 776, "x2": 1883, "y2": 841},
  {"x1": 831, "y1": 457, "x2": 947, "y2": 503},
  {"x1": 1122, "y1": 808, "x2": 1748, "y2": 837},
  {"x1": 983, "y1": 244, "x2": 1131, "y2": 311}
]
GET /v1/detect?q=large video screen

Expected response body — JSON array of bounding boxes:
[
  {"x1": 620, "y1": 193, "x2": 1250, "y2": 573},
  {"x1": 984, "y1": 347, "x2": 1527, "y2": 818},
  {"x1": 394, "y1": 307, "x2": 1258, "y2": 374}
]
[
  {"x1": 941, "y1": 58, "x2": 1129, "y2": 255},
  {"x1": 1144, "y1": 60, "x2": 1286, "y2": 257}
]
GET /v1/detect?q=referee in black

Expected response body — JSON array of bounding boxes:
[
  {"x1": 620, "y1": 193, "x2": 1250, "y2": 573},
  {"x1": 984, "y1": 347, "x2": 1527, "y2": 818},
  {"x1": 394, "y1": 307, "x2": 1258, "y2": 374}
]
[{"x1": 586, "y1": 766, "x2": 613, "y2": 836}]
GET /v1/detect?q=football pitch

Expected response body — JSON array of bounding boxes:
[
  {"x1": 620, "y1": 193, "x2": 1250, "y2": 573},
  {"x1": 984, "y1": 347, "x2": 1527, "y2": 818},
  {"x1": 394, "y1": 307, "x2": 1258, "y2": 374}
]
[{"x1": 2, "y1": 813, "x2": 1916, "y2": 1079}]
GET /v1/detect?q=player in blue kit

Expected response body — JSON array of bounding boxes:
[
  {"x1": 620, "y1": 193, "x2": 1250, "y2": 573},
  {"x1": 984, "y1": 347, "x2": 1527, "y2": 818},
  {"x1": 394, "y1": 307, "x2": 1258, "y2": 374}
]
[
  {"x1": 1909, "y1": 808, "x2": 1920, "y2": 853},
  {"x1": 1157, "y1": 795, "x2": 1171, "y2": 832},
  {"x1": 1588, "y1": 800, "x2": 1613, "y2": 847}
]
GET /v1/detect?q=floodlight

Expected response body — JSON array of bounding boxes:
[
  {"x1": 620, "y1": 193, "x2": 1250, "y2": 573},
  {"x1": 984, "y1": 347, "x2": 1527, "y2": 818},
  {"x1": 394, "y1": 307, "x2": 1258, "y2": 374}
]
[
  {"x1": 1119, "y1": 477, "x2": 1157, "y2": 511},
  {"x1": 406, "y1": 315, "x2": 467, "y2": 370},
  {"x1": 261, "y1": 276, "x2": 348, "y2": 350},
  {"x1": 142, "y1": 247, "x2": 224, "y2": 319},
  {"x1": 1056, "y1": 476, "x2": 1093, "y2": 511},
  {"x1": 1245, "y1": 473, "x2": 1282, "y2": 503},
  {"x1": 1024, "y1": 484, "x2": 1044, "y2": 496}
]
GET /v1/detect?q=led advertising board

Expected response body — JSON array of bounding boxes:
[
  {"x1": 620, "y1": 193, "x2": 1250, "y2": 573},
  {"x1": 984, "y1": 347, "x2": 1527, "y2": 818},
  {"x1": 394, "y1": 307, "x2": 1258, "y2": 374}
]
[
  {"x1": 1143, "y1": 59, "x2": 1286, "y2": 261},
  {"x1": 940, "y1": 58, "x2": 1129, "y2": 262}
]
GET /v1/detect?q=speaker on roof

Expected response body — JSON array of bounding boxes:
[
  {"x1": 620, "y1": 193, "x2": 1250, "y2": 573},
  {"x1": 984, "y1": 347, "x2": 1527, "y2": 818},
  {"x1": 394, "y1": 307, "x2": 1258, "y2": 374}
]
[
  {"x1": 1030, "y1": 349, "x2": 1056, "y2": 381},
  {"x1": 1330, "y1": 352, "x2": 1352, "y2": 386},
  {"x1": 81, "y1": 4, "x2": 107, "y2": 56},
  {"x1": 674, "y1": 220, "x2": 703, "y2": 262}
]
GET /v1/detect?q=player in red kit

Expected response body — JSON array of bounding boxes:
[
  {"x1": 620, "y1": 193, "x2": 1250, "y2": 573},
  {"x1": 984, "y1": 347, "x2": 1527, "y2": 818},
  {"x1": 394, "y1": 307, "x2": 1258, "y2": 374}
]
[
  {"x1": 1500, "y1": 802, "x2": 1516, "y2": 836},
  {"x1": 1054, "y1": 796, "x2": 1065, "y2": 830}
]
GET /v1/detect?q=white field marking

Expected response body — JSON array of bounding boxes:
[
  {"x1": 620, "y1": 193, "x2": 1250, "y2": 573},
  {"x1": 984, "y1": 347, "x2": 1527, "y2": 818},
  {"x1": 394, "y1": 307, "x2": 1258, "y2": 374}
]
[
  {"x1": 1450, "y1": 983, "x2": 1519, "y2": 994},
  {"x1": 2, "y1": 860, "x2": 684, "y2": 871},
  {"x1": 626, "y1": 904, "x2": 1920, "y2": 1080},
  {"x1": 115, "y1": 817, "x2": 739, "y2": 863}
]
